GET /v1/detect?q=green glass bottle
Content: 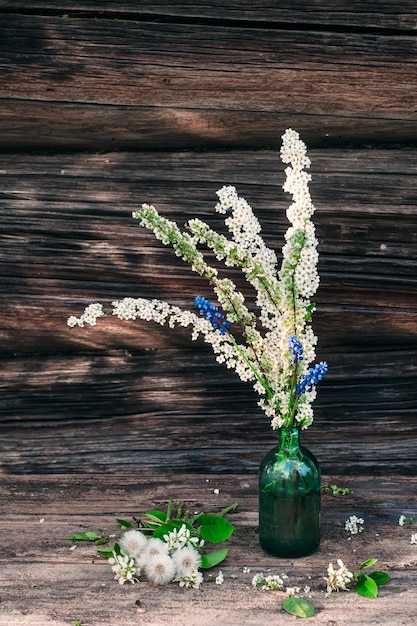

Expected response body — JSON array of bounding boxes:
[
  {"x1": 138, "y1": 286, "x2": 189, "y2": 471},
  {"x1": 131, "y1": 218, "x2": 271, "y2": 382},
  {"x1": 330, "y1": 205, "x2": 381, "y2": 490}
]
[{"x1": 259, "y1": 427, "x2": 321, "y2": 557}]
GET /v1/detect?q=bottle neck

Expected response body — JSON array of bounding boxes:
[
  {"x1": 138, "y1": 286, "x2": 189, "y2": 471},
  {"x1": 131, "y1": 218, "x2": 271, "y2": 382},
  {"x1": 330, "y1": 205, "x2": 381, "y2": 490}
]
[{"x1": 279, "y1": 427, "x2": 301, "y2": 453}]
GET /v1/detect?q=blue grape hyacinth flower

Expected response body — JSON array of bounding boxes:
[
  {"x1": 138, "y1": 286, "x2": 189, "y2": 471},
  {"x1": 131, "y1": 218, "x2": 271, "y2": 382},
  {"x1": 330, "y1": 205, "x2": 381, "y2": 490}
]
[
  {"x1": 296, "y1": 361, "x2": 328, "y2": 395},
  {"x1": 288, "y1": 335, "x2": 304, "y2": 363},
  {"x1": 195, "y1": 296, "x2": 231, "y2": 335}
]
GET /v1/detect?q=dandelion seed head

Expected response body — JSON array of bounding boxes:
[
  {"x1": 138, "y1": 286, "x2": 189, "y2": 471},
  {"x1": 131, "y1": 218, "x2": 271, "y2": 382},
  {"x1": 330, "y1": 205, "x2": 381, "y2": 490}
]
[
  {"x1": 172, "y1": 546, "x2": 202, "y2": 577},
  {"x1": 119, "y1": 529, "x2": 148, "y2": 559},
  {"x1": 144, "y1": 553, "x2": 176, "y2": 585}
]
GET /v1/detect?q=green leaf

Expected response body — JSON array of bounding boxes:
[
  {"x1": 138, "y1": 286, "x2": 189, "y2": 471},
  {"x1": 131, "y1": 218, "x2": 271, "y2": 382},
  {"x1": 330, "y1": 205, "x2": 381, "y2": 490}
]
[
  {"x1": 66, "y1": 530, "x2": 100, "y2": 541},
  {"x1": 94, "y1": 537, "x2": 109, "y2": 546},
  {"x1": 198, "y1": 514, "x2": 234, "y2": 543},
  {"x1": 116, "y1": 518, "x2": 133, "y2": 529},
  {"x1": 152, "y1": 519, "x2": 193, "y2": 540},
  {"x1": 360, "y1": 558, "x2": 378, "y2": 570},
  {"x1": 200, "y1": 548, "x2": 228, "y2": 569},
  {"x1": 369, "y1": 571, "x2": 391, "y2": 586},
  {"x1": 85, "y1": 530, "x2": 101, "y2": 541},
  {"x1": 322, "y1": 483, "x2": 352, "y2": 496},
  {"x1": 304, "y1": 303, "x2": 316, "y2": 323},
  {"x1": 97, "y1": 547, "x2": 115, "y2": 558},
  {"x1": 144, "y1": 510, "x2": 167, "y2": 525},
  {"x1": 282, "y1": 597, "x2": 315, "y2": 618},
  {"x1": 355, "y1": 574, "x2": 378, "y2": 598}
]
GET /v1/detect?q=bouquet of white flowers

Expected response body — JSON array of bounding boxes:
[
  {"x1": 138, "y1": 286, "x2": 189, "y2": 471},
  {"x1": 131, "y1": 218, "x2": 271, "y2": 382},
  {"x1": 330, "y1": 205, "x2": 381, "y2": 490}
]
[{"x1": 68, "y1": 129, "x2": 327, "y2": 430}]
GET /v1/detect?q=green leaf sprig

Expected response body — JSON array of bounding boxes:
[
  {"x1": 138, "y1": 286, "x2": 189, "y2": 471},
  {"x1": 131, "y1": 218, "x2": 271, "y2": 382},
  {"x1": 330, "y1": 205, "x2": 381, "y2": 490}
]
[
  {"x1": 282, "y1": 597, "x2": 315, "y2": 618},
  {"x1": 322, "y1": 483, "x2": 352, "y2": 496},
  {"x1": 282, "y1": 558, "x2": 390, "y2": 618},
  {"x1": 97, "y1": 498, "x2": 238, "y2": 569},
  {"x1": 66, "y1": 530, "x2": 109, "y2": 545},
  {"x1": 354, "y1": 559, "x2": 391, "y2": 599}
]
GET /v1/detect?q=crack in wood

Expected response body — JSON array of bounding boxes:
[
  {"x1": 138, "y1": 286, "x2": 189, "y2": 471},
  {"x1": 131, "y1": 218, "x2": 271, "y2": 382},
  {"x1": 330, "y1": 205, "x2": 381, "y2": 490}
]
[{"x1": 0, "y1": 6, "x2": 416, "y2": 37}]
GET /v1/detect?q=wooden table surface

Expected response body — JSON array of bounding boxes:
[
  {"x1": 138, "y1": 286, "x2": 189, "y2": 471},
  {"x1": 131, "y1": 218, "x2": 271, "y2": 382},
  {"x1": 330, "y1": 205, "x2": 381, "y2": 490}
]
[{"x1": 0, "y1": 474, "x2": 416, "y2": 626}]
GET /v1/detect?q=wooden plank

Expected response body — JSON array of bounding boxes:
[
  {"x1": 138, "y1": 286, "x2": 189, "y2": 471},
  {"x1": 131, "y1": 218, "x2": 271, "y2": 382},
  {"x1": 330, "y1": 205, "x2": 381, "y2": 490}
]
[
  {"x1": 0, "y1": 474, "x2": 416, "y2": 625},
  {"x1": 0, "y1": 350, "x2": 416, "y2": 475},
  {"x1": 1, "y1": 149, "x2": 416, "y2": 351},
  {"x1": 0, "y1": 148, "x2": 416, "y2": 474},
  {"x1": 0, "y1": 13, "x2": 417, "y2": 148},
  {"x1": 2, "y1": 1, "x2": 417, "y2": 31},
  {"x1": 2, "y1": 100, "x2": 417, "y2": 151}
]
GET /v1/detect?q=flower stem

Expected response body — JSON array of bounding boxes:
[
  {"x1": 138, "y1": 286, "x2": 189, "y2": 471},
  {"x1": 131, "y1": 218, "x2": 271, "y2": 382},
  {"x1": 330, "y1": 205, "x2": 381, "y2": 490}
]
[{"x1": 227, "y1": 332, "x2": 274, "y2": 400}]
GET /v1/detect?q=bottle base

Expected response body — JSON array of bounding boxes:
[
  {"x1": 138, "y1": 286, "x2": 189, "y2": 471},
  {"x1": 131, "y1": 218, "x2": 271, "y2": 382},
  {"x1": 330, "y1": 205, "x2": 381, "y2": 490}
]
[{"x1": 259, "y1": 538, "x2": 320, "y2": 558}]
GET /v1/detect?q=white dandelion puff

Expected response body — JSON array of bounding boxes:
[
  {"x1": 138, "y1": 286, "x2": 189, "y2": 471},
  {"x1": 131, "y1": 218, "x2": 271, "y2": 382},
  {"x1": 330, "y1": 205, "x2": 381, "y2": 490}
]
[
  {"x1": 144, "y1": 553, "x2": 176, "y2": 585},
  {"x1": 119, "y1": 529, "x2": 148, "y2": 559},
  {"x1": 172, "y1": 546, "x2": 202, "y2": 577}
]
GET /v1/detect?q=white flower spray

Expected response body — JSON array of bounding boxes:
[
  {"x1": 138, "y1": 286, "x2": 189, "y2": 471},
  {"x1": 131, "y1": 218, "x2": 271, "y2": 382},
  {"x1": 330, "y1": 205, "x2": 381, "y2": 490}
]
[
  {"x1": 109, "y1": 524, "x2": 205, "y2": 588},
  {"x1": 325, "y1": 559, "x2": 354, "y2": 594},
  {"x1": 68, "y1": 129, "x2": 327, "y2": 429},
  {"x1": 345, "y1": 515, "x2": 364, "y2": 535}
]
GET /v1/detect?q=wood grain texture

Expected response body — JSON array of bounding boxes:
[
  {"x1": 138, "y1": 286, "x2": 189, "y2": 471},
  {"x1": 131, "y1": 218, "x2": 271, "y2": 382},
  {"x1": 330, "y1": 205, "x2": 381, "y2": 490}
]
[
  {"x1": 0, "y1": 474, "x2": 416, "y2": 625},
  {"x1": 0, "y1": 8, "x2": 417, "y2": 149},
  {"x1": 0, "y1": 149, "x2": 416, "y2": 475},
  {"x1": 1, "y1": 149, "x2": 416, "y2": 349},
  {"x1": 0, "y1": 351, "x2": 416, "y2": 476},
  {"x1": 2, "y1": 0, "x2": 417, "y2": 30},
  {"x1": 0, "y1": 2, "x2": 416, "y2": 476}
]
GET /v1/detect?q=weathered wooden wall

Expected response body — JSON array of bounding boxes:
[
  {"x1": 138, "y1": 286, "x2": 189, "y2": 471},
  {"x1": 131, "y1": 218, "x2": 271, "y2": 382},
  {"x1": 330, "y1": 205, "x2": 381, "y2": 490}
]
[{"x1": 0, "y1": 1, "x2": 416, "y2": 475}]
